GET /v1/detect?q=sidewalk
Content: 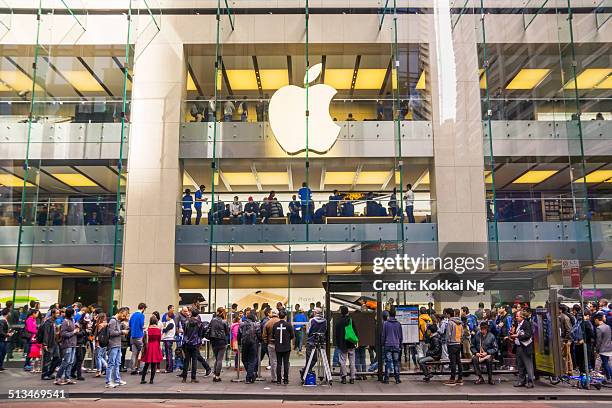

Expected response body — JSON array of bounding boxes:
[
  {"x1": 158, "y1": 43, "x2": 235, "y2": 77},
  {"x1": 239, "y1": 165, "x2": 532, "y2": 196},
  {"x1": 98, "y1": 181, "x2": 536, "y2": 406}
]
[{"x1": 1, "y1": 367, "x2": 611, "y2": 401}]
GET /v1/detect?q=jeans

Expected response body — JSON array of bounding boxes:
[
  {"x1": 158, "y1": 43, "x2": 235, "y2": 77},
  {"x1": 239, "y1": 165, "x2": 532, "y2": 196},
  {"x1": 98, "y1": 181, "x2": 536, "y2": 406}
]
[
  {"x1": 356, "y1": 346, "x2": 367, "y2": 373},
  {"x1": 275, "y1": 350, "x2": 290, "y2": 382},
  {"x1": 106, "y1": 346, "x2": 122, "y2": 384},
  {"x1": 294, "y1": 329, "x2": 303, "y2": 352},
  {"x1": 182, "y1": 344, "x2": 198, "y2": 380},
  {"x1": 448, "y1": 344, "x2": 463, "y2": 380},
  {"x1": 339, "y1": 348, "x2": 356, "y2": 379},
  {"x1": 383, "y1": 346, "x2": 401, "y2": 380},
  {"x1": 71, "y1": 346, "x2": 86, "y2": 378},
  {"x1": 163, "y1": 340, "x2": 174, "y2": 371},
  {"x1": 600, "y1": 354, "x2": 612, "y2": 380},
  {"x1": 96, "y1": 346, "x2": 108, "y2": 371},
  {"x1": 41, "y1": 345, "x2": 61, "y2": 379},
  {"x1": 243, "y1": 213, "x2": 257, "y2": 225},
  {"x1": 0, "y1": 341, "x2": 7, "y2": 369},
  {"x1": 241, "y1": 342, "x2": 258, "y2": 381},
  {"x1": 195, "y1": 207, "x2": 202, "y2": 225},
  {"x1": 181, "y1": 209, "x2": 192, "y2": 225},
  {"x1": 406, "y1": 205, "x2": 415, "y2": 223},
  {"x1": 301, "y1": 203, "x2": 312, "y2": 224},
  {"x1": 213, "y1": 345, "x2": 225, "y2": 377},
  {"x1": 56, "y1": 347, "x2": 75, "y2": 380},
  {"x1": 224, "y1": 114, "x2": 232, "y2": 122},
  {"x1": 417, "y1": 355, "x2": 434, "y2": 376}
]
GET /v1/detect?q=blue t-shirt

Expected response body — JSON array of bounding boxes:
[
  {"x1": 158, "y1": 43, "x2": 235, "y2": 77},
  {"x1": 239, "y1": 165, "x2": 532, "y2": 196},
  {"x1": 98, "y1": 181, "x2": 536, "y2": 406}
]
[
  {"x1": 293, "y1": 312, "x2": 308, "y2": 331},
  {"x1": 194, "y1": 190, "x2": 203, "y2": 209},
  {"x1": 298, "y1": 187, "x2": 311, "y2": 204},
  {"x1": 129, "y1": 310, "x2": 145, "y2": 339},
  {"x1": 182, "y1": 195, "x2": 193, "y2": 210}
]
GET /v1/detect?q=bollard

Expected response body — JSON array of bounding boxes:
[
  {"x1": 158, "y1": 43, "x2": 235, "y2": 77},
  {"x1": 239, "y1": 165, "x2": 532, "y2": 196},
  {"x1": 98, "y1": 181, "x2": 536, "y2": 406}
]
[{"x1": 231, "y1": 345, "x2": 243, "y2": 382}]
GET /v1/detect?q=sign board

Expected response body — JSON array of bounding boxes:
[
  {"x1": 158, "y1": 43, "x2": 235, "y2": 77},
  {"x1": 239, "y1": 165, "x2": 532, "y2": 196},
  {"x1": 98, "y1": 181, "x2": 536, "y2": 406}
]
[
  {"x1": 532, "y1": 307, "x2": 555, "y2": 375},
  {"x1": 561, "y1": 259, "x2": 580, "y2": 288},
  {"x1": 395, "y1": 304, "x2": 419, "y2": 344}
]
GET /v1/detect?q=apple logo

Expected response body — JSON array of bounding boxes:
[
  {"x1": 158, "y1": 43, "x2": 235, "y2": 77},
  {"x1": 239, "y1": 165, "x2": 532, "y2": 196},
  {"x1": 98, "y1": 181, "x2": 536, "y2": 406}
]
[{"x1": 269, "y1": 63, "x2": 341, "y2": 154}]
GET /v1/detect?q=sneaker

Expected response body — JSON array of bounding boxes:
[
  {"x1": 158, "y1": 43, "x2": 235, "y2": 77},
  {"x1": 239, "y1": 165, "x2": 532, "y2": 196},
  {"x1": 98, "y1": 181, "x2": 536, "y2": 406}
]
[
  {"x1": 513, "y1": 381, "x2": 526, "y2": 387},
  {"x1": 283, "y1": 379, "x2": 289, "y2": 385},
  {"x1": 116, "y1": 380, "x2": 127, "y2": 386},
  {"x1": 76, "y1": 377, "x2": 85, "y2": 381},
  {"x1": 204, "y1": 368, "x2": 212, "y2": 377},
  {"x1": 488, "y1": 379, "x2": 495, "y2": 385},
  {"x1": 130, "y1": 370, "x2": 138, "y2": 376},
  {"x1": 423, "y1": 376, "x2": 431, "y2": 383},
  {"x1": 456, "y1": 379, "x2": 463, "y2": 385},
  {"x1": 394, "y1": 378, "x2": 401, "y2": 384},
  {"x1": 526, "y1": 382, "x2": 534, "y2": 389},
  {"x1": 474, "y1": 377, "x2": 485, "y2": 385},
  {"x1": 140, "y1": 380, "x2": 147, "y2": 384},
  {"x1": 105, "y1": 382, "x2": 117, "y2": 388},
  {"x1": 266, "y1": 366, "x2": 271, "y2": 370},
  {"x1": 55, "y1": 379, "x2": 67, "y2": 386},
  {"x1": 341, "y1": 376, "x2": 347, "y2": 384},
  {"x1": 350, "y1": 378, "x2": 355, "y2": 384},
  {"x1": 191, "y1": 379, "x2": 199, "y2": 383},
  {"x1": 443, "y1": 380, "x2": 456, "y2": 386},
  {"x1": 65, "y1": 379, "x2": 76, "y2": 385}
]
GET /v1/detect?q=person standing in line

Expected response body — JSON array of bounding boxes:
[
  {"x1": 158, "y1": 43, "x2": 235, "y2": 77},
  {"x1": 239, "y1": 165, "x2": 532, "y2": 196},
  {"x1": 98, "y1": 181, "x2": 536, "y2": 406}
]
[
  {"x1": 335, "y1": 306, "x2": 358, "y2": 384},
  {"x1": 161, "y1": 305, "x2": 176, "y2": 373},
  {"x1": 23, "y1": 309, "x2": 38, "y2": 371},
  {"x1": 141, "y1": 315, "x2": 163, "y2": 384},
  {"x1": 0, "y1": 308, "x2": 12, "y2": 371},
  {"x1": 223, "y1": 99, "x2": 235, "y2": 122},
  {"x1": 208, "y1": 307, "x2": 229, "y2": 383},
  {"x1": 263, "y1": 309, "x2": 280, "y2": 382},
  {"x1": 237, "y1": 311, "x2": 262, "y2": 383},
  {"x1": 594, "y1": 313, "x2": 612, "y2": 382},
  {"x1": 293, "y1": 305, "x2": 307, "y2": 356},
  {"x1": 70, "y1": 316, "x2": 89, "y2": 381},
  {"x1": 381, "y1": 307, "x2": 403, "y2": 384},
  {"x1": 40, "y1": 308, "x2": 61, "y2": 380},
  {"x1": 558, "y1": 304, "x2": 573, "y2": 375},
  {"x1": 272, "y1": 309, "x2": 294, "y2": 385},
  {"x1": 129, "y1": 303, "x2": 147, "y2": 375},
  {"x1": 443, "y1": 308, "x2": 463, "y2": 386},
  {"x1": 181, "y1": 190, "x2": 193, "y2": 225},
  {"x1": 239, "y1": 96, "x2": 249, "y2": 122},
  {"x1": 511, "y1": 310, "x2": 535, "y2": 388},
  {"x1": 194, "y1": 185, "x2": 207, "y2": 225},
  {"x1": 208, "y1": 96, "x2": 216, "y2": 121},
  {"x1": 55, "y1": 308, "x2": 78, "y2": 385},
  {"x1": 181, "y1": 310, "x2": 202, "y2": 383},
  {"x1": 403, "y1": 183, "x2": 415, "y2": 223},
  {"x1": 106, "y1": 307, "x2": 129, "y2": 388},
  {"x1": 119, "y1": 309, "x2": 130, "y2": 372}
]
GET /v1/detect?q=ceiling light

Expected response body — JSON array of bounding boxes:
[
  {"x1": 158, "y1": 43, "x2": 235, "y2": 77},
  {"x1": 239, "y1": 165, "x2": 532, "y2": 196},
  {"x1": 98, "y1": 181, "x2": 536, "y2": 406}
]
[
  {"x1": 0, "y1": 70, "x2": 42, "y2": 92},
  {"x1": 187, "y1": 72, "x2": 198, "y2": 91},
  {"x1": 0, "y1": 268, "x2": 15, "y2": 275},
  {"x1": 354, "y1": 69, "x2": 387, "y2": 90},
  {"x1": 574, "y1": 169, "x2": 612, "y2": 183},
  {"x1": 324, "y1": 171, "x2": 355, "y2": 185},
  {"x1": 62, "y1": 71, "x2": 104, "y2": 92},
  {"x1": 324, "y1": 69, "x2": 354, "y2": 89},
  {"x1": 46, "y1": 267, "x2": 91, "y2": 273},
  {"x1": 595, "y1": 262, "x2": 612, "y2": 268},
  {"x1": 484, "y1": 171, "x2": 493, "y2": 184},
  {"x1": 259, "y1": 69, "x2": 289, "y2": 90},
  {"x1": 0, "y1": 174, "x2": 34, "y2": 187},
  {"x1": 220, "y1": 266, "x2": 254, "y2": 273},
  {"x1": 179, "y1": 267, "x2": 192, "y2": 273},
  {"x1": 326, "y1": 265, "x2": 359, "y2": 272},
  {"x1": 52, "y1": 173, "x2": 97, "y2": 187},
  {"x1": 415, "y1": 71, "x2": 426, "y2": 90},
  {"x1": 225, "y1": 70, "x2": 258, "y2": 90},
  {"x1": 257, "y1": 172, "x2": 289, "y2": 185},
  {"x1": 520, "y1": 262, "x2": 560, "y2": 270},
  {"x1": 356, "y1": 171, "x2": 390, "y2": 185},
  {"x1": 564, "y1": 68, "x2": 612, "y2": 89},
  {"x1": 506, "y1": 69, "x2": 550, "y2": 90},
  {"x1": 222, "y1": 172, "x2": 257, "y2": 186},
  {"x1": 479, "y1": 68, "x2": 487, "y2": 90},
  {"x1": 595, "y1": 75, "x2": 612, "y2": 89},
  {"x1": 256, "y1": 266, "x2": 288, "y2": 272},
  {"x1": 512, "y1": 170, "x2": 557, "y2": 184}
]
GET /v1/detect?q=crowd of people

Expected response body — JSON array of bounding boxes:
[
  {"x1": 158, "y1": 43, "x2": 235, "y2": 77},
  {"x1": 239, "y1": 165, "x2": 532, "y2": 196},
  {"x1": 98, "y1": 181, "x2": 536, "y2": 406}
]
[
  {"x1": 0, "y1": 298, "x2": 610, "y2": 389},
  {"x1": 181, "y1": 184, "x2": 417, "y2": 225}
]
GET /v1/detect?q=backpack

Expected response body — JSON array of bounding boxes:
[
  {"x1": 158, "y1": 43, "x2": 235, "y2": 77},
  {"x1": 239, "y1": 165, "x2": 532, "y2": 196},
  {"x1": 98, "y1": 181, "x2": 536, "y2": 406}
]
[
  {"x1": 98, "y1": 322, "x2": 110, "y2": 347},
  {"x1": 447, "y1": 320, "x2": 462, "y2": 344},
  {"x1": 240, "y1": 320, "x2": 257, "y2": 346},
  {"x1": 201, "y1": 321, "x2": 211, "y2": 340},
  {"x1": 36, "y1": 321, "x2": 46, "y2": 345},
  {"x1": 570, "y1": 319, "x2": 584, "y2": 343},
  {"x1": 184, "y1": 319, "x2": 201, "y2": 347}
]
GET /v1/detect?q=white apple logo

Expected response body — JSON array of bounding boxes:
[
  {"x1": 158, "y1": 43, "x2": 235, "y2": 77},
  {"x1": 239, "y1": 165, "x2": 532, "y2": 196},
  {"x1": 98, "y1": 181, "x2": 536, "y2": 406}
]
[{"x1": 269, "y1": 63, "x2": 341, "y2": 154}]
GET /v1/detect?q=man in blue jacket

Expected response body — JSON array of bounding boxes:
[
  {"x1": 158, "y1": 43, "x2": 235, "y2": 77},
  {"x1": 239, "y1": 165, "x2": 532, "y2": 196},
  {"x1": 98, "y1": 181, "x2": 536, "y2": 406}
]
[{"x1": 381, "y1": 307, "x2": 403, "y2": 384}]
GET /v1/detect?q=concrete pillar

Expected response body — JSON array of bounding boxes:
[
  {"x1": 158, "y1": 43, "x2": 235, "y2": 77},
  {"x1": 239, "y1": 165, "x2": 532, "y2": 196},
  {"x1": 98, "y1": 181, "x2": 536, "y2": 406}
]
[
  {"x1": 428, "y1": 8, "x2": 487, "y2": 244},
  {"x1": 120, "y1": 19, "x2": 184, "y2": 314}
]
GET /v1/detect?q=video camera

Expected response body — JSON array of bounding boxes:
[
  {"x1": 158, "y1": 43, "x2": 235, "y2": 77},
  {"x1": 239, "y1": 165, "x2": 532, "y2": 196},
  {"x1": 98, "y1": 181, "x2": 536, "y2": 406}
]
[{"x1": 312, "y1": 332, "x2": 326, "y2": 346}]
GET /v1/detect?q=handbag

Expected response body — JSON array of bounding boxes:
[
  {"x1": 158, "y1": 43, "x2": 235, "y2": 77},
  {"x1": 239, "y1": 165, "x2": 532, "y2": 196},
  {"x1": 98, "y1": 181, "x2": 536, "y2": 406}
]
[{"x1": 344, "y1": 319, "x2": 359, "y2": 345}]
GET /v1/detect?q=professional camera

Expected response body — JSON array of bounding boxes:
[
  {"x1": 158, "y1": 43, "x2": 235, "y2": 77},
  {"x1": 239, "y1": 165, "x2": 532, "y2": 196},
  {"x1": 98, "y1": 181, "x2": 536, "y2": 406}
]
[{"x1": 312, "y1": 332, "x2": 326, "y2": 346}]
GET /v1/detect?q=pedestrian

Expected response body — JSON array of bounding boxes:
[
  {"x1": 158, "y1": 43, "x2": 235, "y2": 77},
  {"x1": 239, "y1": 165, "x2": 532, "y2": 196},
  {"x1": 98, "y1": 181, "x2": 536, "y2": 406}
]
[
  {"x1": 161, "y1": 306, "x2": 176, "y2": 373},
  {"x1": 381, "y1": 307, "x2": 403, "y2": 384},
  {"x1": 28, "y1": 334, "x2": 42, "y2": 373},
  {"x1": 181, "y1": 309, "x2": 202, "y2": 383},
  {"x1": 94, "y1": 313, "x2": 108, "y2": 377},
  {"x1": 208, "y1": 307, "x2": 229, "y2": 382},
  {"x1": 293, "y1": 305, "x2": 307, "y2": 355},
  {"x1": 272, "y1": 309, "x2": 294, "y2": 385},
  {"x1": 70, "y1": 316, "x2": 89, "y2": 380},
  {"x1": 335, "y1": 305, "x2": 358, "y2": 384},
  {"x1": 23, "y1": 309, "x2": 38, "y2": 371},
  {"x1": 594, "y1": 313, "x2": 612, "y2": 382},
  {"x1": 55, "y1": 308, "x2": 78, "y2": 385},
  {"x1": 106, "y1": 307, "x2": 129, "y2": 388},
  {"x1": 40, "y1": 308, "x2": 61, "y2": 380},
  {"x1": 511, "y1": 310, "x2": 535, "y2": 388},
  {"x1": 443, "y1": 308, "x2": 463, "y2": 386},
  {"x1": 0, "y1": 308, "x2": 12, "y2": 371},
  {"x1": 263, "y1": 309, "x2": 280, "y2": 382},
  {"x1": 141, "y1": 315, "x2": 163, "y2": 384},
  {"x1": 129, "y1": 302, "x2": 147, "y2": 375},
  {"x1": 237, "y1": 311, "x2": 262, "y2": 383}
]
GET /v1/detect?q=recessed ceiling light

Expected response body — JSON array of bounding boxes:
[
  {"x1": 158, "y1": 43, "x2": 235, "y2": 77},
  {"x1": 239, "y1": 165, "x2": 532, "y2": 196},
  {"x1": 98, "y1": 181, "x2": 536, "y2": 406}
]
[
  {"x1": 512, "y1": 170, "x2": 557, "y2": 184},
  {"x1": 52, "y1": 173, "x2": 97, "y2": 187},
  {"x1": 506, "y1": 69, "x2": 550, "y2": 90},
  {"x1": 574, "y1": 169, "x2": 612, "y2": 183}
]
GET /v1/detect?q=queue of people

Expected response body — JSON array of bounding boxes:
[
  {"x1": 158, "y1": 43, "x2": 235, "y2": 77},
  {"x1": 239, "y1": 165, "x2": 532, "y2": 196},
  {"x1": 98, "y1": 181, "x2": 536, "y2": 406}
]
[
  {"x1": 0, "y1": 298, "x2": 610, "y2": 389},
  {"x1": 180, "y1": 183, "x2": 419, "y2": 225}
]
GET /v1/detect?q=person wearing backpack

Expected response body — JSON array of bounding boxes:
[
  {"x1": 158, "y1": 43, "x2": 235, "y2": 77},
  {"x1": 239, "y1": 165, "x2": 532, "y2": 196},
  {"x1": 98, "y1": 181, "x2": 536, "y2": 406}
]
[
  {"x1": 207, "y1": 307, "x2": 229, "y2": 382},
  {"x1": 417, "y1": 307, "x2": 432, "y2": 359},
  {"x1": 55, "y1": 308, "x2": 78, "y2": 385},
  {"x1": 181, "y1": 309, "x2": 203, "y2": 383},
  {"x1": 106, "y1": 307, "x2": 129, "y2": 388},
  {"x1": 237, "y1": 311, "x2": 262, "y2": 383},
  {"x1": 511, "y1": 310, "x2": 534, "y2": 388},
  {"x1": 334, "y1": 306, "x2": 358, "y2": 384},
  {"x1": 443, "y1": 308, "x2": 464, "y2": 386},
  {"x1": 381, "y1": 307, "x2": 403, "y2": 384}
]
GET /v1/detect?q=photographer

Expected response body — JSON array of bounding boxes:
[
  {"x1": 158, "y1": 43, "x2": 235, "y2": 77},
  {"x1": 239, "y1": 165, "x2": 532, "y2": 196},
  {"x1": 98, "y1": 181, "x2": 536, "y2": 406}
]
[{"x1": 300, "y1": 308, "x2": 327, "y2": 378}]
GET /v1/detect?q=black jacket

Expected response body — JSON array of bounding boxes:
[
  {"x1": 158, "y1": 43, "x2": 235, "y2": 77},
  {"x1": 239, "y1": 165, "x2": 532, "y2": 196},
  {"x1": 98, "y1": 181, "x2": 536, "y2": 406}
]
[
  {"x1": 208, "y1": 316, "x2": 229, "y2": 346},
  {"x1": 40, "y1": 318, "x2": 57, "y2": 348},
  {"x1": 516, "y1": 319, "x2": 534, "y2": 353},
  {"x1": 426, "y1": 332, "x2": 442, "y2": 360},
  {"x1": 272, "y1": 320, "x2": 294, "y2": 353},
  {"x1": 334, "y1": 315, "x2": 357, "y2": 351},
  {"x1": 0, "y1": 318, "x2": 8, "y2": 341}
]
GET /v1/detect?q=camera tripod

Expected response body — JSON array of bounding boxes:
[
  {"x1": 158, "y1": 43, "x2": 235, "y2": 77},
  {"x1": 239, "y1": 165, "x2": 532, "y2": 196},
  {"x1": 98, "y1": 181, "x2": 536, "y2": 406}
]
[{"x1": 301, "y1": 342, "x2": 333, "y2": 386}]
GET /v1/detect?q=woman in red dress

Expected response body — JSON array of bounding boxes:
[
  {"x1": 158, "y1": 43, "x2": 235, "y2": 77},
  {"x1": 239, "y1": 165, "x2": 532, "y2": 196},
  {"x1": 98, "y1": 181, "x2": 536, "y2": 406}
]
[{"x1": 140, "y1": 315, "x2": 163, "y2": 384}]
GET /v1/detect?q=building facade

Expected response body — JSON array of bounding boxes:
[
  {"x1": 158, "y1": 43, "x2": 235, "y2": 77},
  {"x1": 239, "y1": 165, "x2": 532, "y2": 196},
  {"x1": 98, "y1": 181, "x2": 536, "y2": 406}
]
[{"x1": 0, "y1": 1, "x2": 611, "y2": 317}]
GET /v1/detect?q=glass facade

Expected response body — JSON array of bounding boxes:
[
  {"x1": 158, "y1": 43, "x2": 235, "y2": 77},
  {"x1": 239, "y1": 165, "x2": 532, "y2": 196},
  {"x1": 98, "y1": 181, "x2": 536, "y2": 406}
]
[{"x1": 0, "y1": 1, "x2": 611, "y2": 380}]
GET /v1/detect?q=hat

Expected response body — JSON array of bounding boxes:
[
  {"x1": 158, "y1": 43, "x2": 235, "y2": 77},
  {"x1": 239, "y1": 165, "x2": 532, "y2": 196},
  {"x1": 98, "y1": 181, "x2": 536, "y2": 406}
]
[
  {"x1": 314, "y1": 307, "x2": 322, "y2": 316},
  {"x1": 248, "y1": 196, "x2": 253, "y2": 201},
  {"x1": 271, "y1": 309, "x2": 279, "y2": 317}
]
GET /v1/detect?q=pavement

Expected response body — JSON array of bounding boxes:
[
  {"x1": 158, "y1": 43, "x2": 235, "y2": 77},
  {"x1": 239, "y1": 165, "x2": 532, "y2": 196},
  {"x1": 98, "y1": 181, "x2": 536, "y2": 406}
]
[{"x1": 1, "y1": 367, "x2": 611, "y2": 402}]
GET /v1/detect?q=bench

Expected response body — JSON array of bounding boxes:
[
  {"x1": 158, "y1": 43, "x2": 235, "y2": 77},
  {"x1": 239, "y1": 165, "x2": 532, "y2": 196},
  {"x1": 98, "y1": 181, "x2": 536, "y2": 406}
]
[
  {"x1": 325, "y1": 216, "x2": 395, "y2": 224},
  {"x1": 423, "y1": 358, "x2": 505, "y2": 374}
]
